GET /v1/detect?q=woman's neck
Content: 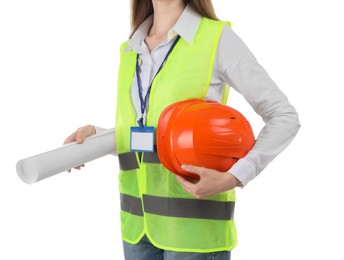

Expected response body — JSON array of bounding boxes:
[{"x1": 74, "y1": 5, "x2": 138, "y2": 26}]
[{"x1": 149, "y1": 0, "x2": 186, "y2": 39}]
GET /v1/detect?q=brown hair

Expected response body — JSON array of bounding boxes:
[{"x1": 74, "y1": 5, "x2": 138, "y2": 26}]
[{"x1": 130, "y1": 0, "x2": 218, "y2": 36}]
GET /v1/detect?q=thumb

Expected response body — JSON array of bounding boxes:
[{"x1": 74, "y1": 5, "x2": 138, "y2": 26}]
[{"x1": 182, "y1": 164, "x2": 205, "y2": 177}]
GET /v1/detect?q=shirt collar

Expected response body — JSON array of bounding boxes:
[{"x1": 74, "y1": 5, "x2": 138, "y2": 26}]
[{"x1": 127, "y1": 5, "x2": 201, "y2": 52}]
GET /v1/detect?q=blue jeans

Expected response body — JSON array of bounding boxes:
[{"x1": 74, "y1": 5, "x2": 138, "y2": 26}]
[{"x1": 123, "y1": 235, "x2": 231, "y2": 260}]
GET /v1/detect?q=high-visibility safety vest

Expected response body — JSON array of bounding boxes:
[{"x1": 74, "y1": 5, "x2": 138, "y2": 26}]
[{"x1": 115, "y1": 17, "x2": 237, "y2": 253}]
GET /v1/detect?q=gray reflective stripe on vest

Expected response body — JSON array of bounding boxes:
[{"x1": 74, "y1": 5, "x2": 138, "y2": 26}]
[
  {"x1": 144, "y1": 194, "x2": 235, "y2": 220},
  {"x1": 120, "y1": 193, "x2": 235, "y2": 220},
  {"x1": 118, "y1": 153, "x2": 139, "y2": 171},
  {"x1": 143, "y1": 152, "x2": 160, "y2": 163},
  {"x1": 118, "y1": 152, "x2": 161, "y2": 171},
  {"x1": 120, "y1": 193, "x2": 143, "y2": 216}
]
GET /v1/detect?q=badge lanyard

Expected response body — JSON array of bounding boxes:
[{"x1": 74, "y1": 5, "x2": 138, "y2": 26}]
[{"x1": 135, "y1": 35, "x2": 181, "y2": 128}]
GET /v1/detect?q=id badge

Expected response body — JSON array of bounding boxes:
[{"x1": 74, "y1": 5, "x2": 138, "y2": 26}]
[{"x1": 130, "y1": 126, "x2": 155, "y2": 152}]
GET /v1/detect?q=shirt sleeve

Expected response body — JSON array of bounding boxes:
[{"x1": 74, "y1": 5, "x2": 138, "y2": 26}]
[{"x1": 215, "y1": 24, "x2": 301, "y2": 187}]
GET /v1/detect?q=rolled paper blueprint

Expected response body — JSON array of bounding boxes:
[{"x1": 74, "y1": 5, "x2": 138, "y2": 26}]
[{"x1": 16, "y1": 128, "x2": 115, "y2": 184}]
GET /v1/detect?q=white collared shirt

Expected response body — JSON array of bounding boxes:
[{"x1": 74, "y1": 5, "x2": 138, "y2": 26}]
[{"x1": 98, "y1": 5, "x2": 300, "y2": 187}]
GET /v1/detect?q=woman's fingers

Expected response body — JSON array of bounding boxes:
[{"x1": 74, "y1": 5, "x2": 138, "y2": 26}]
[
  {"x1": 175, "y1": 164, "x2": 241, "y2": 199},
  {"x1": 64, "y1": 125, "x2": 95, "y2": 145},
  {"x1": 63, "y1": 132, "x2": 79, "y2": 145},
  {"x1": 64, "y1": 125, "x2": 96, "y2": 172},
  {"x1": 75, "y1": 164, "x2": 85, "y2": 170},
  {"x1": 67, "y1": 162, "x2": 85, "y2": 173}
]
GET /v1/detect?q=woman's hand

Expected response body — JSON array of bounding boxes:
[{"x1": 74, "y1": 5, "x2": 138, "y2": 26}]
[
  {"x1": 63, "y1": 125, "x2": 96, "y2": 172},
  {"x1": 175, "y1": 165, "x2": 242, "y2": 199}
]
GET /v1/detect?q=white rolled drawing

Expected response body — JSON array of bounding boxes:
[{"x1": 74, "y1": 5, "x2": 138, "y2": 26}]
[{"x1": 16, "y1": 128, "x2": 115, "y2": 184}]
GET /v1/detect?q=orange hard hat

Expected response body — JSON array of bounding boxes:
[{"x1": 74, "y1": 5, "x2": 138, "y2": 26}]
[{"x1": 157, "y1": 99, "x2": 255, "y2": 179}]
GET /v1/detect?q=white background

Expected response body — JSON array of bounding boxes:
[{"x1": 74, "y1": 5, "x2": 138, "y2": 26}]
[{"x1": 1, "y1": 0, "x2": 343, "y2": 259}]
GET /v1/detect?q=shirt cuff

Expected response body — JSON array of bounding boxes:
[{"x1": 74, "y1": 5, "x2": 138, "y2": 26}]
[
  {"x1": 228, "y1": 158, "x2": 257, "y2": 187},
  {"x1": 93, "y1": 126, "x2": 117, "y2": 156},
  {"x1": 94, "y1": 126, "x2": 106, "y2": 134}
]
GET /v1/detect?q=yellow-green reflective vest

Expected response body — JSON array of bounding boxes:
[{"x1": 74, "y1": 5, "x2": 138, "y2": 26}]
[{"x1": 115, "y1": 17, "x2": 237, "y2": 253}]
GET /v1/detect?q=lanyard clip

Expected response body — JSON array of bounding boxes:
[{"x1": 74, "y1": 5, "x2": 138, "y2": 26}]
[{"x1": 137, "y1": 116, "x2": 144, "y2": 129}]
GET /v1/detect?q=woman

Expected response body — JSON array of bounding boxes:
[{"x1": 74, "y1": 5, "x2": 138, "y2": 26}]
[{"x1": 64, "y1": 0, "x2": 300, "y2": 259}]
